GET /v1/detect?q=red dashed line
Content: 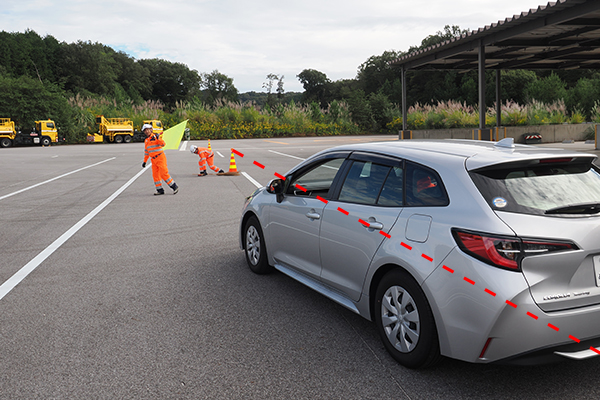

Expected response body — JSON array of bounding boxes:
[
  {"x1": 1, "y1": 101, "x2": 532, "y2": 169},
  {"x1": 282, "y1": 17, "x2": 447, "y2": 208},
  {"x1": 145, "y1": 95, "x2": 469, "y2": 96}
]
[
  {"x1": 274, "y1": 172, "x2": 286, "y2": 180},
  {"x1": 253, "y1": 161, "x2": 265, "y2": 169},
  {"x1": 358, "y1": 219, "x2": 370, "y2": 227},
  {"x1": 527, "y1": 312, "x2": 539, "y2": 320},
  {"x1": 569, "y1": 335, "x2": 581, "y2": 343},
  {"x1": 316, "y1": 196, "x2": 328, "y2": 204},
  {"x1": 548, "y1": 323, "x2": 560, "y2": 332},
  {"x1": 506, "y1": 300, "x2": 518, "y2": 308},
  {"x1": 464, "y1": 277, "x2": 475, "y2": 285},
  {"x1": 295, "y1": 184, "x2": 307, "y2": 192},
  {"x1": 380, "y1": 231, "x2": 391, "y2": 239},
  {"x1": 401, "y1": 242, "x2": 412, "y2": 251},
  {"x1": 422, "y1": 254, "x2": 433, "y2": 262},
  {"x1": 592, "y1": 347, "x2": 600, "y2": 355},
  {"x1": 485, "y1": 288, "x2": 496, "y2": 297},
  {"x1": 232, "y1": 148, "x2": 244, "y2": 157},
  {"x1": 337, "y1": 207, "x2": 349, "y2": 216},
  {"x1": 442, "y1": 265, "x2": 454, "y2": 274}
]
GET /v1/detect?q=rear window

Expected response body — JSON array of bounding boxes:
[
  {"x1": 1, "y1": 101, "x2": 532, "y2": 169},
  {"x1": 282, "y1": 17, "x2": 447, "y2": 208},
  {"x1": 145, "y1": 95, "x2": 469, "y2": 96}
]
[{"x1": 470, "y1": 159, "x2": 600, "y2": 215}]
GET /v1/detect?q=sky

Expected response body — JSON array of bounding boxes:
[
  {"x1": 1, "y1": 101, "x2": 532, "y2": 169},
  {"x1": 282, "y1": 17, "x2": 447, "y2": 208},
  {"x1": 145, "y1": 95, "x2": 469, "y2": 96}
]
[{"x1": 3, "y1": 0, "x2": 547, "y2": 93}]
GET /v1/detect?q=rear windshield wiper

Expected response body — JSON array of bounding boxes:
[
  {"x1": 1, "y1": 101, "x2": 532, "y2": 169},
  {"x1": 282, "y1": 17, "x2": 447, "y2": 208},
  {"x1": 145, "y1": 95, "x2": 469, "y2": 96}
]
[{"x1": 545, "y1": 203, "x2": 600, "y2": 215}]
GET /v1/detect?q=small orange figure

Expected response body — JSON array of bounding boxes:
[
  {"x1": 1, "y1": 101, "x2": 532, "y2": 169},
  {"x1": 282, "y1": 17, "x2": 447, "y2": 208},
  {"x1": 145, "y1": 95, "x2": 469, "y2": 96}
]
[{"x1": 189, "y1": 144, "x2": 224, "y2": 176}]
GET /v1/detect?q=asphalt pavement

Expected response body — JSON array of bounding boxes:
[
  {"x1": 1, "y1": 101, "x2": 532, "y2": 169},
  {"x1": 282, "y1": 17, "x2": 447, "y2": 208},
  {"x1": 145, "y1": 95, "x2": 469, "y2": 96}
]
[{"x1": 1, "y1": 136, "x2": 599, "y2": 399}]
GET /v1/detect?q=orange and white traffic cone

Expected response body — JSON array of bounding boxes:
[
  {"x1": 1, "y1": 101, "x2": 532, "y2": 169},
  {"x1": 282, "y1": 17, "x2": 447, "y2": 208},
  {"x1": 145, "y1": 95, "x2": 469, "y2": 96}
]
[
  {"x1": 223, "y1": 148, "x2": 240, "y2": 176},
  {"x1": 208, "y1": 139, "x2": 212, "y2": 151}
]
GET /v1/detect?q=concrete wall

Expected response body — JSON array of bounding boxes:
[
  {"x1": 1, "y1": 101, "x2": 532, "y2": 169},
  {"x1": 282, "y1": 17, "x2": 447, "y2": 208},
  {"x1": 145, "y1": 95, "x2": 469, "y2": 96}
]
[{"x1": 400, "y1": 123, "x2": 597, "y2": 143}]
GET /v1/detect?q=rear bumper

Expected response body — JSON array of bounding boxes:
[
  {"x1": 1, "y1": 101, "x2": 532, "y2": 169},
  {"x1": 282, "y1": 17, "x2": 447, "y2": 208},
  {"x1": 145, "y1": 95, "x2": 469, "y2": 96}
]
[
  {"x1": 494, "y1": 335, "x2": 600, "y2": 365},
  {"x1": 423, "y1": 248, "x2": 600, "y2": 364}
]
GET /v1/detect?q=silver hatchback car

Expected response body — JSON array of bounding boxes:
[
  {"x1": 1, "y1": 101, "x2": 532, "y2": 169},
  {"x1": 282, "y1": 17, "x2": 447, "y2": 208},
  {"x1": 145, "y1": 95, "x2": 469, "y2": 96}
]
[{"x1": 240, "y1": 138, "x2": 600, "y2": 368}]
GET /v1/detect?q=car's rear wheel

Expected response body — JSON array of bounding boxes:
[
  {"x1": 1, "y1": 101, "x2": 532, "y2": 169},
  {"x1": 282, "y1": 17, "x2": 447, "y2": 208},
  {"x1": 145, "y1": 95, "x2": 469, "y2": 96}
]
[
  {"x1": 244, "y1": 215, "x2": 272, "y2": 274},
  {"x1": 375, "y1": 269, "x2": 441, "y2": 368}
]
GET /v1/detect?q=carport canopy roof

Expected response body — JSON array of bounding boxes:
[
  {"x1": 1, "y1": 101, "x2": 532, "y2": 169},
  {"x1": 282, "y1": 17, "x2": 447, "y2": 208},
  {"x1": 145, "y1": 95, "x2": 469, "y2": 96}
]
[{"x1": 390, "y1": 0, "x2": 600, "y2": 71}]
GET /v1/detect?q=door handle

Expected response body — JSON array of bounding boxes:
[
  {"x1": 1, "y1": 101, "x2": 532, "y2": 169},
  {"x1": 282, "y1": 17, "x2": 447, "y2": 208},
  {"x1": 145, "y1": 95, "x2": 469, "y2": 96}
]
[
  {"x1": 368, "y1": 221, "x2": 384, "y2": 230},
  {"x1": 306, "y1": 211, "x2": 321, "y2": 220}
]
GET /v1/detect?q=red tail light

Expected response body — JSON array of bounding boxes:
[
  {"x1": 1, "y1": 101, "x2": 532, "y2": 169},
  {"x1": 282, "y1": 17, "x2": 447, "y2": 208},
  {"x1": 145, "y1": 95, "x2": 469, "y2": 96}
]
[{"x1": 452, "y1": 229, "x2": 577, "y2": 271}]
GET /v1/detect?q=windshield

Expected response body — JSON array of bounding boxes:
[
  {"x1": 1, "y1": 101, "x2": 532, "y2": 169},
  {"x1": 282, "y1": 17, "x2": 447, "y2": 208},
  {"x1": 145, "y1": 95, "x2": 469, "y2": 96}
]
[{"x1": 470, "y1": 160, "x2": 600, "y2": 215}]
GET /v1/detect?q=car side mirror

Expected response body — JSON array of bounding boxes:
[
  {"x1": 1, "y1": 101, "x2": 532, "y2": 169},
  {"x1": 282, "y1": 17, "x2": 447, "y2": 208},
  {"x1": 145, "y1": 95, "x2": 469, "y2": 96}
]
[{"x1": 266, "y1": 178, "x2": 285, "y2": 203}]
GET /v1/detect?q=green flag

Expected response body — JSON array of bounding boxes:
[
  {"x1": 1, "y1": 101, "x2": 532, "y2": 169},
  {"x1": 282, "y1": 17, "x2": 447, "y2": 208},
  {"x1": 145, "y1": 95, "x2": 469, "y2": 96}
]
[{"x1": 161, "y1": 120, "x2": 188, "y2": 150}]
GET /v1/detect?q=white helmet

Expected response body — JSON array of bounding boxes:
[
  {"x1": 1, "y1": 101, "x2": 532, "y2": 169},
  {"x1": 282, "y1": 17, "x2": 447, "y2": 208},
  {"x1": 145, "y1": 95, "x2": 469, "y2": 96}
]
[
  {"x1": 189, "y1": 145, "x2": 197, "y2": 153},
  {"x1": 142, "y1": 123, "x2": 153, "y2": 131}
]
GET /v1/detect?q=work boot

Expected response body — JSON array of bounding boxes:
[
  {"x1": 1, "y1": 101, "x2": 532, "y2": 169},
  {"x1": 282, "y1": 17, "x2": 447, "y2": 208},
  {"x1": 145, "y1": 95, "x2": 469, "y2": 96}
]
[
  {"x1": 218, "y1": 169, "x2": 225, "y2": 174},
  {"x1": 154, "y1": 188, "x2": 165, "y2": 196},
  {"x1": 198, "y1": 170, "x2": 207, "y2": 177},
  {"x1": 171, "y1": 183, "x2": 179, "y2": 195}
]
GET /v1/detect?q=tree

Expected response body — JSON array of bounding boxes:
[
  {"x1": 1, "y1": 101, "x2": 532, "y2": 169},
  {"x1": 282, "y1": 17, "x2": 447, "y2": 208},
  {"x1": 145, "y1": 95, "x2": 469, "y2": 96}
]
[
  {"x1": 347, "y1": 90, "x2": 373, "y2": 129},
  {"x1": 200, "y1": 70, "x2": 239, "y2": 106},
  {"x1": 0, "y1": 75, "x2": 75, "y2": 139},
  {"x1": 57, "y1": 41, "x2": 121, "y2": 97},
  {"x1": 413, "y1": 25, "x2": 468, "y2": 51},
  {"x1": 566, "y1": 77, "x2": 600, "y2": 117},
  {"x1": 297, "y1": 69, "x2": 330, "y2": 105},
  {"x1": 263, "y1": 73, "x2": 282, "y2": 108},
  {"x1": 525, "y1": 72, "x2": 567, "y2": 104},
  {"x1": 139, "y1": 58, "x2": 202, "y2": 108},
  {"x1": 356, "y1": 50, "x2": 403, "y2": 96},
  {"x1": 276, "y1": 75, "x2": 285, "y2": 99},
  {"x1": 500, "y1": 70, "x2": 537, "y2": 105}
]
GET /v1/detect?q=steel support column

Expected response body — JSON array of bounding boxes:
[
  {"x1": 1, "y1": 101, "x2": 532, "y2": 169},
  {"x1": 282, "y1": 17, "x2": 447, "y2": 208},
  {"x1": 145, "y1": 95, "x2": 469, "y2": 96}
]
[
  {"x1": 478, "y1": 41, "x2": 491, "y2": 140},
  {"x1": 496, "y1": 70, "x2": 501, "y2": 129},
  {"x1": 402, "y1": 67, "x2": 407, "y2": 134}
]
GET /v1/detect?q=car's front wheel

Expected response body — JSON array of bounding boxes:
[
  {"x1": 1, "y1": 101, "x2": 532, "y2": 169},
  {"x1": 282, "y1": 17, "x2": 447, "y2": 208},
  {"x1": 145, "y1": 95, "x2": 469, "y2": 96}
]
[
  {"x1": 374, "y1": 269, "x2": 441, "y2": 368},
  {"x1": 243, "y1": 215, "x2": 272, "y2": 274}
]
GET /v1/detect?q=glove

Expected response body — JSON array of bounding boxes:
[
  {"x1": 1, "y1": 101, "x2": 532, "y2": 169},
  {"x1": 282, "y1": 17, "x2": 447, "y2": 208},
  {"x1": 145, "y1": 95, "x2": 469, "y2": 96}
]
[
  {"x1": 154, "y1": 134, "x2": 160, "y2": 141},
  {"x1": 142, "y1": 162, "x2": 146, "y2": 168}
]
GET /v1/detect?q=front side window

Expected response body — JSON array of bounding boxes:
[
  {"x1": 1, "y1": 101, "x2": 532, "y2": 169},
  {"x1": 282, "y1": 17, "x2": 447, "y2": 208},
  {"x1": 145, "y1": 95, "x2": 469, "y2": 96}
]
[
  {"x1": 287, "y1": 158, "x2": 345, "y2": 198},
  {"x1": 471, "y1": 159, "x2": 600, "y2": 215},
  {"x1": 338, "y1": 161, "x2": 390, "y2": 205}
]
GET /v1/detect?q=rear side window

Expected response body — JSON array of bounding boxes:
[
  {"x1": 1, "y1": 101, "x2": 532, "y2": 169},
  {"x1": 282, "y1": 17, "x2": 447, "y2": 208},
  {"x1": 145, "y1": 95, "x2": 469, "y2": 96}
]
[
  {"x1": 470, "y1": 159, "x2": 600, "y2": 215},
  {"x1": 405, "y1": 162, "x2": 449, "y2": 206}
]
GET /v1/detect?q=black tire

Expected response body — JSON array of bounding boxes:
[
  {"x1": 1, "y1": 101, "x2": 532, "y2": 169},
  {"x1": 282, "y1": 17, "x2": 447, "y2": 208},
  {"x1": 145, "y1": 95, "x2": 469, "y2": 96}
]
[
  {"x1": 114, "y1": 135, "x2": 123, "y2": 143},
  {"x1": 123, "y1": 135, "x2": 132, "y2": 143},
  {"x1": 41, "y1": 136, "x2": 51, "y2": 146},
  {"x1": 243, "y1": 215, "x2": 272, "y2": 274},
  {"x1": 0, "y1": 138, "x2": 12, "y2": 148},
  {"x1": 374, "y1": 269, "x2": 441, "y2": 369}
]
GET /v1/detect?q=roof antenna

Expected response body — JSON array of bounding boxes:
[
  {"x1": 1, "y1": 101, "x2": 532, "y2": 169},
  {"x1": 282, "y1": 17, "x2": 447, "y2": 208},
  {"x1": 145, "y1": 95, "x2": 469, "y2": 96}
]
[{"x1": 495, "y1": 137, "x2": 515, "y2": 148}]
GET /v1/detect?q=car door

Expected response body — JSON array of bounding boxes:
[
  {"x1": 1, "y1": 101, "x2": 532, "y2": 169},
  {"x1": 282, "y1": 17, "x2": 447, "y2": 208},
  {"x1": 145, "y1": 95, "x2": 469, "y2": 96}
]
[
  {"x1": 319, "y1": 153, "x2": 405, "y2": 301},
  {"x1": 269, "y1": 154, "x2": 348, "y2": 279}
]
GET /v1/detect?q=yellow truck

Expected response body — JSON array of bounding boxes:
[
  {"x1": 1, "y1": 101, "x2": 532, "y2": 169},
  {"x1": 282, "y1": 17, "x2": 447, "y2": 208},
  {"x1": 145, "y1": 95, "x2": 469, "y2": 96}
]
[
  {"x1": 87, "y1": 117, "x2": 163, "y2": 143},
  {"x1": 1, "y1": 118, "x2": 62, "y2": 147},
  {"x1": 144, "y1": 120, "x2": 163, "y2": 135},
  {"x1": 87, "y1": 115, "x2": 135, "y2": 143}
]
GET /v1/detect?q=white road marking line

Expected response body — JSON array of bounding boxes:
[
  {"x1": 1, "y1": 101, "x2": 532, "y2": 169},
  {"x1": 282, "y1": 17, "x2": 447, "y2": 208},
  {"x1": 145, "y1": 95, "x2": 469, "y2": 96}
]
[
  {"x1": 268, "y1": 150, "x2": 306, "y2": 161},
  {"x1": 0, "y1": 158, "x2": 115, "y2": 202},
  {"x1": 216, "y1": 151, "x2": 224, "y2": 158},
  {"x1": 241, "y1": 171, "x2": 262, "y2": 188},
  {"x1": 179, "y1": 141, "x2": 188, "y2": 151},
  {"x1": 0, "y1": 166, "x2": 150, "y2": 302}
]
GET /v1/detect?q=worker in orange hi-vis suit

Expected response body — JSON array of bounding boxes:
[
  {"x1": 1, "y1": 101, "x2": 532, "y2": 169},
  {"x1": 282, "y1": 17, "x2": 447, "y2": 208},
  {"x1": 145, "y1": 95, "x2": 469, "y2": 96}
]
[
  {"x1": 141, "y1": 124, "x2": 179, "y2": 195},
  {"x1": 189, "y1": 144, "x2": 224, "y2": 177}
]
